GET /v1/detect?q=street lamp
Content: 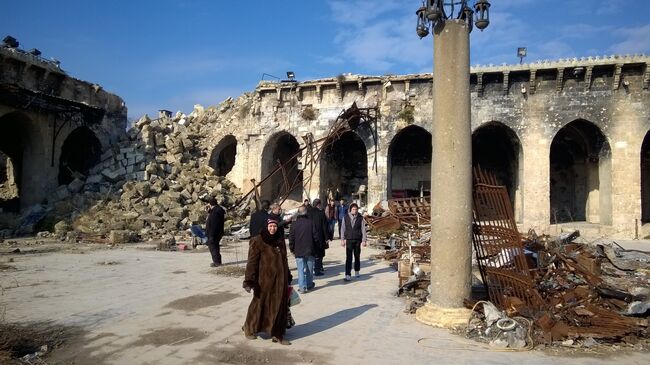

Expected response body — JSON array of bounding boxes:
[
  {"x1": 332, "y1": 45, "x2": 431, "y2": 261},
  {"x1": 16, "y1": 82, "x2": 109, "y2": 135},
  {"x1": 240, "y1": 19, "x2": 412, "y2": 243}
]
[
  {"x1": 416, "y1": 0, "x2": 490, "y2": 38},
  {"x1": 413, "y1": 0, "x2": 491, "y2": 329}
]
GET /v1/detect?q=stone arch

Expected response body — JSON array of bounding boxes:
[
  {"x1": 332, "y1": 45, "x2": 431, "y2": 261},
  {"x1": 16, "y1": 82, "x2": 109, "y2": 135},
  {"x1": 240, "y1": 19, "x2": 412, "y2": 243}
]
[
  {"x1": 0, "y1": 112, "x2": 37, "y2": 211},
  {"x1": 549, "y1": 119, "x2": 612, "y2": 225},
  {"x1": 319, "y1": 131, "x2": 368, "y2": 204},
  {"x1": 641, "y1": 130, "x2": 650, "y2": 223},
  {"x1": 260, "y1": 131, "x2": 303, "y2": 202},
  {"x1": 387, "y1": 125, "x2": 432, "y2": 198},
  {"x1": 209, "y1": 135, "x2": 237, "y2": 177},
  {"x1": 58, "y1": 126, "x2": 102, "y2": 185},
  {"x1": 472, "y1": 122, "x2": 524, "y2": 221}
]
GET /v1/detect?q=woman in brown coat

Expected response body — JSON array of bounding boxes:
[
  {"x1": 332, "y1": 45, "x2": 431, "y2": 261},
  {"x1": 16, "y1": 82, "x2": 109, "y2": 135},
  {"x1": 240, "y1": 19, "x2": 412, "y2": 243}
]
[{"x1": 242, "y1": 219, "x2": 292, "y2": 345}]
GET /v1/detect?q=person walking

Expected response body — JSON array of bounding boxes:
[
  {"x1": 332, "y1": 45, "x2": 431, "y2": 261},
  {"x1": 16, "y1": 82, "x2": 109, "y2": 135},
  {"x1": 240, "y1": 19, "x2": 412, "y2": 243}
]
[
  {"x1": 337, "y1": 199, "x2": 348, "y2": 239},
  {"x1": 289, "y1": 206, "x2": 319, "y2": 293},
  {"x1": 340, "y1": 203, "x2": 367, "y2": 281},
  {"x1": 324, "y1": 199, "x2": 337, "y2": 241},
  {"x1": 308, "y1": 198, "x2": 329, "y2": 276},
  {"x1": 249, "y1": 200, "x2": 270, "y2": 238},
  {"x1": 242, "y1": 219, "x2": 292, "y2": 345},
  {"x1": 269, "y1": 203, "x2": 290, "y2": 238},
  {"x1": 205, "y1": 197, "x2": 225, "y2": 267}
]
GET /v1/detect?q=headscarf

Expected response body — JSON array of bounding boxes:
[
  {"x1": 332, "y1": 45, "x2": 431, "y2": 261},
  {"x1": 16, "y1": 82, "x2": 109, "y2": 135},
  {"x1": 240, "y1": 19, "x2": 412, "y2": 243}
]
[{"x1": 260, "y1": 219, "x2": 281, "y2": 246}]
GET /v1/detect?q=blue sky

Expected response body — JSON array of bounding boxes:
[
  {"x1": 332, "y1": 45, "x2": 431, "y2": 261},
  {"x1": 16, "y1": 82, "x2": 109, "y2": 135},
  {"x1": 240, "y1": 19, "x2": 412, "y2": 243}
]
[{"x1": 3, "y1": 0, "x2": 650, "y2": 119}]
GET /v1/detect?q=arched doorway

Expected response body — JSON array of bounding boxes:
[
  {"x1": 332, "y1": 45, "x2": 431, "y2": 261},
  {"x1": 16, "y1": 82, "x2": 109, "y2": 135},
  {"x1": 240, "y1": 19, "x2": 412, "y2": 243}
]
[
  {"x1": 320, "y1": 131, "x2": 368, "y2": 204},
  {"x1": 260, "y1": 131, "x2": 302, "y2": 202},
  {"x1": 641, "y1": 131, "x2": 650, "y2": 223},
  {"x1": 0, "y1": 112, "x2": 32, "y2": 212},
  {"x1": 472, "y1": 122, "x2": 523, "y2": 221},
  {"x1": 550, "y1": 120, "x2": 612, "y2": 224},
  {"x1": 388, "y1": 125, "x2": 431, "y2": 199},
  {"x1": 209, "y1": 135, "x2": 237, "y2": 176},
  {"x1": 58, "y1": 127, "x2": 102, "y2": 185}
]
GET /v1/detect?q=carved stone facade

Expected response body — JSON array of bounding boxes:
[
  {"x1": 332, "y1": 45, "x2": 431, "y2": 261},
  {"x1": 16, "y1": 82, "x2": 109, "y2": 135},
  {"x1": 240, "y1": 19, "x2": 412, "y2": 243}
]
[
  {"x1": 0, "y1": 46, "x2": 127, "y2": 211},
  {"x1": 206, "y1": 55, "x2": 650, "y2": 238}
]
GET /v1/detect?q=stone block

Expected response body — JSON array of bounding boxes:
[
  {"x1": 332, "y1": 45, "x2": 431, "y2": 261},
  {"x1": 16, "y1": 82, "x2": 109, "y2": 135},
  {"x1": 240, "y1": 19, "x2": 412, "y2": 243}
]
[
  {"x1": 109, "y1": 230, "x2": 136, "y2": 244},
  {"x1": 86, "y1": 174, "x2": 104, "y2": 184},
  {"x1": 67, "y1": 178, "x2": 85, "y2": 193},
  {"x1": 53, "y1": 185, "x2": 71, "y2": 201}
]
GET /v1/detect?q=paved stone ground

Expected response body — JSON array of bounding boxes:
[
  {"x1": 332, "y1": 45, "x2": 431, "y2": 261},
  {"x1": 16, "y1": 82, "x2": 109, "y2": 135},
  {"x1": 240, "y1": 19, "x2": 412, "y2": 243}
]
[{"x1": 1, "y1": 238, "x2": 649, "y2": 365}]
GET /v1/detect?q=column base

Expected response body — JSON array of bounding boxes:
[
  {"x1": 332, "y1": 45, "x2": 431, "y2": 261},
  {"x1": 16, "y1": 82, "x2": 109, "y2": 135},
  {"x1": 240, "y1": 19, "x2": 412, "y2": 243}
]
[{"x1": 415, "y1": 302, "x2": 472, "y2": 329}]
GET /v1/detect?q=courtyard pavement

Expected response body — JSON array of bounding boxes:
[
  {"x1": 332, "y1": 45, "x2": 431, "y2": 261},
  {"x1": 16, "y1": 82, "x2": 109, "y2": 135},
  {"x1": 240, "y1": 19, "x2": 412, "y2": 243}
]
[{"x1": 1, "y1": 237, "x2": 649, "y2": 365}]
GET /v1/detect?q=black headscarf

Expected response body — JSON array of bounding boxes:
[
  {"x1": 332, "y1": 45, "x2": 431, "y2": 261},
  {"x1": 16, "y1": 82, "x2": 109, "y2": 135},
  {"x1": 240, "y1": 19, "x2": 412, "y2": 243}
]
[{"x1": 260, "y1": 220, "x2": 281, "y2": 247}]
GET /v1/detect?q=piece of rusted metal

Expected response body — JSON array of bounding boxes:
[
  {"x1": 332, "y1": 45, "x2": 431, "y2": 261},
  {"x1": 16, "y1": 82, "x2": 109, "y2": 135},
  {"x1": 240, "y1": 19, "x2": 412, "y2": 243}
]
[
  {"x1": 365, "y1": 196, "x2": 431, "y2": 231},
  {"x1": 472, "y1": 167, "x2": 648, "y2": 342},
  {"x1": 472, "y1": 167, "x2": 538, "y2": 312}
]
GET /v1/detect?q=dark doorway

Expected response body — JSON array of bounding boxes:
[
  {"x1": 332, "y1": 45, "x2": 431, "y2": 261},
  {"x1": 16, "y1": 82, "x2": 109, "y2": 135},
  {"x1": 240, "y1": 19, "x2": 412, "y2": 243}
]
[
  {"x1": 388, "y1": 125, "x2": 431, "y2": 199},
  {"x1": 472, "y1": 122, "x2": 523, "y2": 220},
  {"x1": 209, "y1": 135, "x2": 237, "y2": 176},
  {"x1": 58, "y1": 127, "x2": 101, "y2": 185},
  {"x1": 260, "y1": 132, "x2": 303, "y2": 202},
  {"x1": 0, "y1": 112, "x2": 30, "y2": 212},
  {"x1": 549, "y1": 120, "x2": 612, "y2": 224},
  {"x1": 320, "y1": 131, "x2": 368, "y2": 203},
  {"x1": 642, "y1": 131, "x2": 650, "y2": 223}
]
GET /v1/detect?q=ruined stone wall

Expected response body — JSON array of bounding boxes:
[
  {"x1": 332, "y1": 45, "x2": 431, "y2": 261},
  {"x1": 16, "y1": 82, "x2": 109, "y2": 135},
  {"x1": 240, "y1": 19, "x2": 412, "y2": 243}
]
[
  {"x1": 0, "y1": 46, "x2": 127, "y2": 210},
  {"x1": 197, "y1": 55, "x2": 650, "y2": 238}
]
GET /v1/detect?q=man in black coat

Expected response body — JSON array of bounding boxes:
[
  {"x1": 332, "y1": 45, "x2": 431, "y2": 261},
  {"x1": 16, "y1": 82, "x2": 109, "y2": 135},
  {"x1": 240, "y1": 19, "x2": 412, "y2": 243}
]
[
  {"x1": 289, "y1": 206, "x2": 320, "y2": 293},
  {"x1": 249, "y1": 200, "x2": 270, "y2": 238},
  {"x1": 307, "y1": 198, "x2": 329, "y2": 276},
  {"x1": 205, "y1": 197, "x2": 225, "y2": 267}
]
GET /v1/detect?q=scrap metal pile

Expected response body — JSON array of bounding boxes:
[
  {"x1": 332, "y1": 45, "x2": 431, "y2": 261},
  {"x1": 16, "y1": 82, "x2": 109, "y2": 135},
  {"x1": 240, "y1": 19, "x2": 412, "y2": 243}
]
[
  {"x1": 366, "y1": 196, "x2": 431, "y2": 232},
  {"x1": 472, "y1": 168, "x2": 649, "y2": 345}
]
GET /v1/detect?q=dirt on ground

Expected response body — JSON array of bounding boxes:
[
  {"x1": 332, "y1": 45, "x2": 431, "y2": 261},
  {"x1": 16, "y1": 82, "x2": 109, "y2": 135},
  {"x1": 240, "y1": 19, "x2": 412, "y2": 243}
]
[
  {"x1": 0, "y1": 322, "x2": 80, "y2": 364},
  {"x1": 164, "y1": 293, "x2": 239, "y2": 312}
]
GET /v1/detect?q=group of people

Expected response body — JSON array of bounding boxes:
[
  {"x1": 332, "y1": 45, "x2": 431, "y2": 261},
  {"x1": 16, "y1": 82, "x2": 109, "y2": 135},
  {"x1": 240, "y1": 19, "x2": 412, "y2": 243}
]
[{"x1": 239, "y1": 197, "x2": 368, "y2": 345}]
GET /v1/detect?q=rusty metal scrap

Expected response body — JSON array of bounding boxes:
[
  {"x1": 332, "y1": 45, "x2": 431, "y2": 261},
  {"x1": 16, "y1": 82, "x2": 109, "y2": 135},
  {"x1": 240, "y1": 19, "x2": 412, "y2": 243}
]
[
  {"x1": 365, "y1": 196, "x2": 431, "y2": 231},
  {"x1": 472, "y1": 167, "x2": 648, "y2": 343}
]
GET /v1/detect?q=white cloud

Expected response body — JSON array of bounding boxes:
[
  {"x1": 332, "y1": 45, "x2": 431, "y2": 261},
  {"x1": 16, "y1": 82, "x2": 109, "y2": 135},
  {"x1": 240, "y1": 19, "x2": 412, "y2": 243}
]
[{"x1": 609, "y1": 24, "x2": 650, "y2": 54}]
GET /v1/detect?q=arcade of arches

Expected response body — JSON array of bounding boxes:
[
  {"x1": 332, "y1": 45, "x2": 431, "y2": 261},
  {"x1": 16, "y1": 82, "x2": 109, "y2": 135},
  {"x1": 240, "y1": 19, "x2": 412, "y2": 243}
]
[
  {"x1": 472, "y1": 122, "x2": 523, "y2": 221},
  {"x1": 209, "y1": 135, "x2": 237, "y2": 177},
  {"x1": 58, "y1": 127, "x2": 102, "y2": 185},
  {"x1": 550, "y1": 120, "x2": 612, "y2": 225},
  {"x1": 0, "y1": 112, "x2": 31, "y2": 212},
  {"x1": 388, "y1": 125, "x2": 431, "y2": 199},
  {"x1": 319, "y1": 131, "x2": 368, "y2": 203},
  {"x1": 260, "y1": 132, "x2": 303, "y2": 202}
]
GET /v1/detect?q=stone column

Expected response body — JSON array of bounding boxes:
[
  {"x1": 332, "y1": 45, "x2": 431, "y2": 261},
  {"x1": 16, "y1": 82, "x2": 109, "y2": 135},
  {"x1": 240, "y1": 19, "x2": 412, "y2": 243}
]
[{"x1": 416, "y1": 20, "x2": 472, "y2": 328}]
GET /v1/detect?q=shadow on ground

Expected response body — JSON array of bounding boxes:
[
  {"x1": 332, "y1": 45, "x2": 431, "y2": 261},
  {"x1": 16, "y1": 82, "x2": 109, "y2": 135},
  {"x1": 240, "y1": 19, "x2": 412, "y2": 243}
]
[{"x1": 288, "y1": 304, "x2": 378, "y2": 340}]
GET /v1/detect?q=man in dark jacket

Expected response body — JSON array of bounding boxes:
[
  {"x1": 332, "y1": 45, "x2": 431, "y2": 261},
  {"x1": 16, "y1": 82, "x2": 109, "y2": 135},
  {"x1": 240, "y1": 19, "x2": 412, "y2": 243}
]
[
  {"x1": 340, "y1": 203, "x2": 367, "y2": 281},
  {"x1": 307, "y1": 198, "x2": 329, "y2": 276},
  {"x1": 249, "y1": 200, "x2": 270, "y2": 238},
  {"x1": 205, "y1": 197, "x2": 225, "y2": 267},
  {"x1": 337, "y1": 199, "x2": 348, "y2": 239},
  {"x1": 269, "y1": 203, "x2": 289, "y2": 238},
  {"x1": 289, "y1": 206, "x2": 319, "y2": 293}
]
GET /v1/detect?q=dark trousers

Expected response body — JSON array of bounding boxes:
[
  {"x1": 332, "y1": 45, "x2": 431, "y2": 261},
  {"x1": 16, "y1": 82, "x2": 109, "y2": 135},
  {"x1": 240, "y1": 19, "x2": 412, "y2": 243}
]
[
  {"x1": 337, "y1": 219, "x2": 343, "y2": 238},
  {"x1": 207, "y1": 235, "x2": 222, "y2": 264},
  {"x1": 314, "y1": 256, "x2": 323, "y2": 273},
  {"x1": 345, "y1": 239, "x2": 361, "y2": 276}
]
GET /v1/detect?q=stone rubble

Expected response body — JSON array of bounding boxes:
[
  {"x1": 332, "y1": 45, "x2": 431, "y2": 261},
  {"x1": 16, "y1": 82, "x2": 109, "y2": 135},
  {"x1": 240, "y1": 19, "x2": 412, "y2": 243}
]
[{"x1": 11, "y1": 95, "x2": 262, "y2": 241}]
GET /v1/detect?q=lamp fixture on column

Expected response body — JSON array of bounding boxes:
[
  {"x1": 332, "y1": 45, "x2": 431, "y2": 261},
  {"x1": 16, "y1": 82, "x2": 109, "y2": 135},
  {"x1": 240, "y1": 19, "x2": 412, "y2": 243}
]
[{"x1": 416, "y1": 0, "x2": 490, "y2": 38}]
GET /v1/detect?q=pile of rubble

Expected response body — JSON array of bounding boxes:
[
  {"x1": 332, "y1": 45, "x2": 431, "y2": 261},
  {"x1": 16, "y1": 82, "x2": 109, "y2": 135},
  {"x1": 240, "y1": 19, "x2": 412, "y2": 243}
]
[
  {"x1": 469, "y1": 168, "x2": 649, "y2": 347},
  {"x1": 4, "y1": 95, "x2": 261, "y2": 241}
]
